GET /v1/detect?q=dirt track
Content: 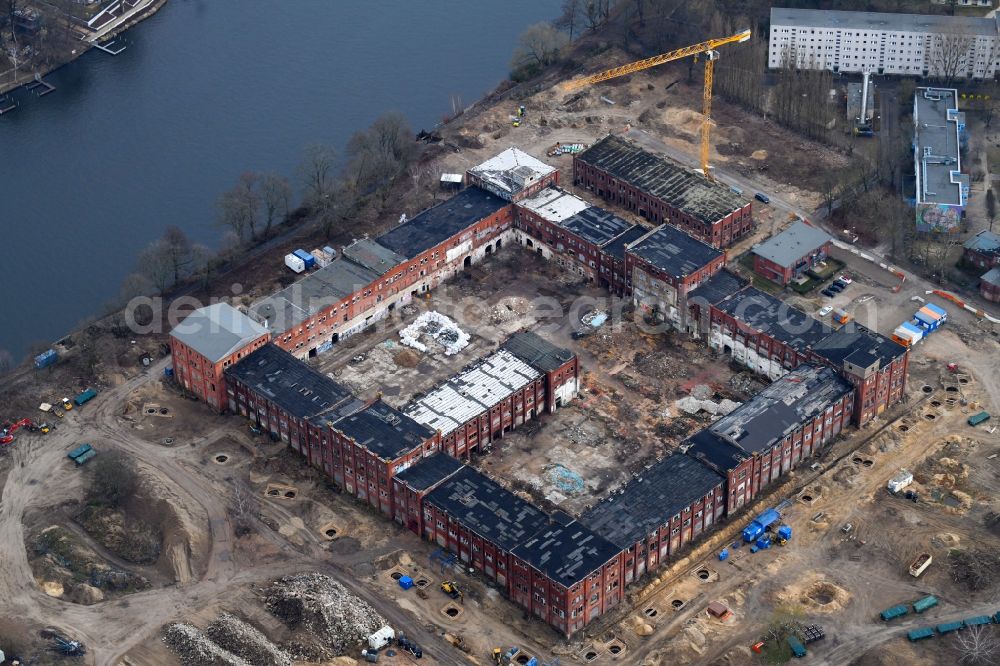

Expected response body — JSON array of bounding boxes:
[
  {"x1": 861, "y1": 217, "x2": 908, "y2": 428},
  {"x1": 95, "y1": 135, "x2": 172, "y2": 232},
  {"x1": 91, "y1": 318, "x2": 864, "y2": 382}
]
[{"x1": 0, "y1": 360, "x2": 469, "y2": 665}]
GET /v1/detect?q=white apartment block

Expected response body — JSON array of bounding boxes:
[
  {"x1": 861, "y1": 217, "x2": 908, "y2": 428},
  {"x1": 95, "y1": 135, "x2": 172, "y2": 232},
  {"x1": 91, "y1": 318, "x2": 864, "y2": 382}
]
[
  {"x1": 931, "y1": 0, "x2": 992, "y2": 7},
  {"x1": 769, "y1": 8, "x2": 1000, "y2": 78}
]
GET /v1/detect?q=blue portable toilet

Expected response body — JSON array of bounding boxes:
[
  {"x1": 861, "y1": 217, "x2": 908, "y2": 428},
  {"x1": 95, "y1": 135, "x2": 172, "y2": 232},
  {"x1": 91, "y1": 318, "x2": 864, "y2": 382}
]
[
  {"x1": 398, "y1": 575, "x2": 414, "y2": 590},
  {"x1": 719, "y1": 549, "x2": 729, "y2": 561},
  {"x1": 164, "y1": 367, "x2": 174, "y2": 377}
]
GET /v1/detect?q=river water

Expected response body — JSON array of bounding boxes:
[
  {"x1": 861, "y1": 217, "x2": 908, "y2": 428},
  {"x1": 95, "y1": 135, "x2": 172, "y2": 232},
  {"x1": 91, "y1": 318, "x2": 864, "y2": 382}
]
[{"x1": 0, "y1": 0, "x2": 558, "y2": 362}]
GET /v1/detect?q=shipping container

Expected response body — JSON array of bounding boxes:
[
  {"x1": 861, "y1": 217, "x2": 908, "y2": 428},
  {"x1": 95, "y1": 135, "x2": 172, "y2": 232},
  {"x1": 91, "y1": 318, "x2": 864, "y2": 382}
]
[
  {"x1": 34, "y1": 349, "x2": 58, "y2": 369},
  {"x1": 907, "y1": 627, "x2": 935, "y2": 642},
  {"x1": 881, "y1": 604, "x2": 909, "y2": 621},
  {"x1": 293, "y1": 249, "x2": 316, "y2": 269},
  {"x1": 936, "y1": 621, "x2": 963, "y2": 635},
  {"x1": 743, "y1": 508, "x2": 781, "y2": 542},
  {"x1": 964, "y1": 616, "x2": 992, "y2": 628},
  {"x1": 74, "y1": 449, "x2": 97, "y2": 466},
  {"x1": 832, "y1": 308, "x2": 851, "y2": 325},
  {"x1": 284, "y1": 253, "x2": 305, "y2": 273},
  {"x1": 67, "y1": 443, "x2": 92, "y2": 460},
  {"x1": 909, "y1": 554, "x2": 933, "y2": 578},
  {"x1": 323, "y1": 245, "x2": 337, "y2": 259},
  {"x1": 891, "y1": 321, "x2": 923, "y2": 347},
  {"x1": 74, "y1": 388, "x2": 97, "y2": 406},
  {"x1": 913, "y1": 304, "x2": 947, "y2": 331},
  {"x1": 888, "y1": 469, "x2": 914, "y2": 493},
  {"x1": 787, "y1": 635, "x2": 806, "y2": 658},
  {"x1": 778, "y1": 525, "x2": 792, "y2": 541},
  {"x1": 311, "y1": 248, "x2": 331, "y2": 268},
  {"x1": 968, "y1": 411, "x2": 990, "y2": 426},
  {"x1": 913, "y1": 595, "x2": 938, "y2": 613}
]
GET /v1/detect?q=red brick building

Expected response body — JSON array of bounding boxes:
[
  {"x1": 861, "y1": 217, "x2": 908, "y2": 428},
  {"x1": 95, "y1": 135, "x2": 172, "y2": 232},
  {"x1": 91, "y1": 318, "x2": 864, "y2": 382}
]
[
  {"x1": 963, "y1": 230, "x2": 1000, "y2": 271},
  {"x1": 252, "y1": 187, "x2": 513, "y2": 359},
  {"x1": 751, "y1": 220, "x2": 833, "y2": 285},
  {"x1": 582, "y1": 454, "x2": 725, "y2": 584},
  {"x1": 169, "y1": 303, "x2": 271, "y2": 411},
  {"x1": 466, "y1": 147, "x2": 559, "y2": 202},
  {"x1": 981, "y1": 267, "x2": 1000, "y2": 303},
  {"x1": 573, "y1": 134, "x2": 753, "y2": 248},
  {"x1": 625, "y1": 224, "x2": 726, "y2": 332},
  {"x1": 392, "y1": 453, "x2": 466, "y2": 535},
  {"x1": 684, "y1": 365, "x2": 854, "y2": 514}
]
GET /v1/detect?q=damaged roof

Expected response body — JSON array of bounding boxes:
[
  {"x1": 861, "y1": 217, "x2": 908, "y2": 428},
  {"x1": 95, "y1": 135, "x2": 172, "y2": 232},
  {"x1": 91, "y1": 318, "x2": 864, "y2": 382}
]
[
  {"x1": 424, "y1": 466, "x2": 550, "y2": 552},
  {"x1": 813, "y1": 322, "x2": 907, "y2": 371},
  {"x1": 332, "y1": 399, "x2": 435, "y2": 461},
  {"x1": 468, "y1": 147, "x2": 557, "y2": 201},
  {"x1": 601, "y1": 224, "x2": 647, "y2": 262},
  {"x1": 394, "y1": 453, "x2": 465, "y2": 492},
  {"x1": 689, "y1": 270, "x2": 749, "y2": 306},
  {"x1": 559, "y1": 206, "x2": 635, "y2": 248},
  {"x1": 581, "y1": 454, "x2": 724, "y2": 549},
  {"x1": 576, "y1": 134, "x2": 748, "y2": 225},
  {"x1": 513, "y1": 519, "x2": 622, "y2": 587},
  {"x1": 502, "y1": 331, "x2": 575, "y2": 373},
  {"x1": 715, "y1": 286, "x2": 832, "y2": 352},
  {"x1": 342, "y1": 238, "x2": 406, "y2": 276},
  {"x1": 628, "y1": 224, "x2": 723, "y2": 279},
  {"x1": 376, "y1": 187, "x2": 508, "y2": 259},
  {"x1": 705, "y1": 364, "x2": 852, "y2": 455},
  {"x1": 224, "y1": 344, "x2": 363, "y2": 421},
  {"x1": 518, "y1": 187, "x2": 590, "y2": 223}
]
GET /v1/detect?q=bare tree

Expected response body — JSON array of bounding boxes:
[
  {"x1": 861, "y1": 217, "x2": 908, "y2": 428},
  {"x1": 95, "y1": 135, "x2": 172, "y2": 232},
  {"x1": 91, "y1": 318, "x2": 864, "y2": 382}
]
[
  {"x1": 554, "y1": 0, "x2": 582, "y2": 41},
  {"x1": 118, "y1": 271, "x2": 153, "y2": 303},
  {"x1": 162, "y1": 225, "x2": 193, "y2": 285},
  {"x1": 231, "y1": 482, "x2": 258, "y2": 537},
  {"x1": 987, "y1": 187, "x2": 996, "y2": 232},
  {"x1": 932, "y1": 31, "x2": 973, "y2": 87},
  {"x1": 89, "y1": 451, "x2": 139, "y2": 508},
  {"x1": 137, "y1": 239, "x2": 175, "y2": 293},
  {"x1": 190, "y1": 243, "x2": 215, "y2": 290},
  {"x1": 259, "y1": 172, "x2": 292, "y2": 238},
  {"x1": 953, "y1": 623, "x2": 1000, "y2": 664},
  {"x1": 298, "y1": 143, "x2": 337, "y2": 206},
  {"x1": 511, "y1": 22, "x2": 568, "y2": 70},
  {"x1": 217, "y1": 173, "x2": 261, "y2": 244},
  {"x1": 346, "y1": 111, "x2": 416, "y2": 202},
  {"x1": 584, "y1": 0, "x2": 604, "y2": 31}
]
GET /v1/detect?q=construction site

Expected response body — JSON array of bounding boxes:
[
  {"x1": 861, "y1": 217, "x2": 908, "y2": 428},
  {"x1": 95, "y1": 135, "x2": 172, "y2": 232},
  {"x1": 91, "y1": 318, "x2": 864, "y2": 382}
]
[{"x1": 2, "y1": 12, "x2": 1000, "y2": 666}]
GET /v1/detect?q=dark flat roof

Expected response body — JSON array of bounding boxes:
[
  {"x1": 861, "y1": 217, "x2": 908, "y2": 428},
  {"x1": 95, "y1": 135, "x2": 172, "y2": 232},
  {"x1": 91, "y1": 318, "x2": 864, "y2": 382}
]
[
  {"x1": 581, "y1": 454, "x2": 723, "y2": 549},
  {"x1": 376, "y1": 187, "x2": 508, "y2": 259},
  {"x1": 332, "y1": 399, "x2": 435, "y2": 461},
  {"x1": 813, "y1": 322, "x2": 907, "y2": 371},
  {"x1": 715, "y1": 287, "x2": 832, "y2": 352},
  {"x1": 577, "y1": 134, "x2": 747, "y2": 225},
  {"x1": 684, "y1": 429, "x2": 749, "y2": 476},
  {"x1": 628, "y1": 224, "x2": 723, "y2": 279},
  {"x1": 395, "y1": 453, "x2": 465, "y2": 492},
  {"x1": 225, "y1": 345, "x2": 362, "y2": 421},
  {"x1": 424, "y1": 466, "x2": 549, "y2": 553},
  {"x1": 707, "y1": 364, "x2": 852, "y2": 455},
  {"x1": 502, "y1": 331, "x2": 574, "y2": 374},
  {"x1": 689, "y1": 269, "x2": 749, "y2": 307},
  {"x1": 342, "y1": 238, "x2": 406, "y2": 276},
  {"x1": 601, "y1": 225, "x2": 647, "y2": 261},
  {"x1": 513, "y1": 520, "x2": 622, "y2": 588},
  {"x1": 559, "y1": 206, "x2": 634, "y2": 248}
]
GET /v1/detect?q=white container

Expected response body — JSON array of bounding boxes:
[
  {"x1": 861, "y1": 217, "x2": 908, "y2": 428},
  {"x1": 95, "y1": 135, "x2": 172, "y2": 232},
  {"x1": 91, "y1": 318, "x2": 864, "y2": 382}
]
[
  {"x1": 367, "y1": 625, "x2": 394, "y2": 650},
  {"x1": 284, "y1": 253, "x2": 305, "y2": 273},
  {"x1": 887, "y1": 469, "x2": 913, "y2": 494}
]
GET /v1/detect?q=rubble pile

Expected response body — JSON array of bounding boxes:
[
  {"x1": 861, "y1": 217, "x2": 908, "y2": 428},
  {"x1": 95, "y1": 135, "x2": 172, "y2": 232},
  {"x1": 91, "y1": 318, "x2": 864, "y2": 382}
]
[
  {"x1": 400, "y1": 311, "x2": 470, "y2": 355},
  {"x1": 265, "y1": 573, "x2": 386, "y2": 656},
  {"x1": 205, "y1": 613, "x2": 292, "y2": 666},
  {"x1": 163, "y1": 623, "x2": 250, "y2": 666}
]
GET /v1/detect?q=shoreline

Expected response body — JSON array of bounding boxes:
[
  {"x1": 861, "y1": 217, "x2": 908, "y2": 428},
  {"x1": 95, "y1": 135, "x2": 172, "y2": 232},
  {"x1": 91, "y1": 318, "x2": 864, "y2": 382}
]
[{"x1": 0, "y1": 0, "x2": 167, "y2": 96}]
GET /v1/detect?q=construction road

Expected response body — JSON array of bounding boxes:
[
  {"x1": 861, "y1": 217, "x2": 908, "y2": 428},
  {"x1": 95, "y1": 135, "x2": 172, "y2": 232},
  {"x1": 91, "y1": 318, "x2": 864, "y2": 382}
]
[{"x1": 0, "y1": 357, "x2": 468, "y2": 666}]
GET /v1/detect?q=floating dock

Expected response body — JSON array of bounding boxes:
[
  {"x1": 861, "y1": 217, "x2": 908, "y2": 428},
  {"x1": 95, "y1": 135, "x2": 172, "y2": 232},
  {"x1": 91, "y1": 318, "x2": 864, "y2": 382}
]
[
  {"x1": 25, "y1": 76, "x2": 55, "y2": 97},
  {"x1": 0, "y1": 94, "x2": 16, "y2": 115}
]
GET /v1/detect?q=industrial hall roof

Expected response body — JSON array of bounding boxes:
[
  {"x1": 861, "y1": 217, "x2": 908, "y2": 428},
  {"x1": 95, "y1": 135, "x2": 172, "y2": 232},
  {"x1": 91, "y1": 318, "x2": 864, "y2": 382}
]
[
  {"x1": 502, "y1": 331, "x2": 575, "y2": 374},
  {"x1": 467, "y1": 147, "x2": 557, "y2": 201},
  {"x1": 714, "y1": 286, "x2": 832, "y2": 352},
  {"x1": 375, "y1": 186, "x2": 508, "y2": 259},
  {"x1": 628, "y1": 224, "x2": 723, "y2": 279},
  {"x1": 224, "y1": 344, "x2": 362, "y2": 422},
  {"x1": 394, "y1": 453, "x2": 465, "y2": 492},
  {"x1": 169, "y1": 303, "x2": 269, "y2": 364},
  {"x1": 424, "y1": 466, "x2": 550, "y2": 553},
  {"x1": 512, "y1": 518, "x2": 622, "y2": 588},
  {"x1": 331, "y1": 399, "x2": 435, "y2": 461},
  {"x1": 581, "y1": 454, "x2": 723, "y2": 549},
  {"x1": 576, "y1": 134, "x2": 747, "y2": 225}
]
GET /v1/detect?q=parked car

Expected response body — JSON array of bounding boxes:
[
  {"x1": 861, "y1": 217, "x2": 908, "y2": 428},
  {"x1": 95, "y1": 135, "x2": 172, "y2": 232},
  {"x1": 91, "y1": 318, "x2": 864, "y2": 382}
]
[
  {"x1": 755, "y1": 192, "x2": 770, "y2": 204},
  {"x1": 832, "y1": 279, "x2": 848, "y2": 289},
  {"x1": 817, "y1": 306, "x2": 833, "y2": 316},
  {"x1": 829, "y1": 283, "x2": 845, "y2": 293},
  {"x1": 838, "y1": 274, "x2": 853, "y2": 284},
  {"x1": 821, "y1": 288, "x2": 836, "y2": 298}
]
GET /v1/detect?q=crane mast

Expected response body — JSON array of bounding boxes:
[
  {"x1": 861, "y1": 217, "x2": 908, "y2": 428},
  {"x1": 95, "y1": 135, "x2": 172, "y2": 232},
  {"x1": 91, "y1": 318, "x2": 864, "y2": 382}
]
[{"x1": 562, "y1": 29, "x2": 751, "y2": 180}]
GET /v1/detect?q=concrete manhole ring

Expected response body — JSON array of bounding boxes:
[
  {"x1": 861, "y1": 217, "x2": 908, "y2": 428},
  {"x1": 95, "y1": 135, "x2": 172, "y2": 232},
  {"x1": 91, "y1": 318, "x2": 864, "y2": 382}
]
[{"x1": 213, "y1": 453, "x2": 231, "y2": 465}]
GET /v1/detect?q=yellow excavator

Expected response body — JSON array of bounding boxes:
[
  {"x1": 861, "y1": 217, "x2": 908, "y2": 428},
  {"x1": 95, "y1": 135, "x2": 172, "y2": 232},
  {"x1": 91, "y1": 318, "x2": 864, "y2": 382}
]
[
  {"x1": 441, "y1": 580, "x2": 464, "y2": 602},
  {"x1": 562, "y1": 29, "x2": 751, "y2": 180}
]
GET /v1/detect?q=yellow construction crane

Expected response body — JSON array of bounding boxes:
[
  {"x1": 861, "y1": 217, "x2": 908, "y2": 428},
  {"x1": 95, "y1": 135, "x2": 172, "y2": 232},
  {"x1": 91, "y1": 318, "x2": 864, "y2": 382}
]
[{"x1": 562, "y1": 29, "x2": 751, "y2": 180}]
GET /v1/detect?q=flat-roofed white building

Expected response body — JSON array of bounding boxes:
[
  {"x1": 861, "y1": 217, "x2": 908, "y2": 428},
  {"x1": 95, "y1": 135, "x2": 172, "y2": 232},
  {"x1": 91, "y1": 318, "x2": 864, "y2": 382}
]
[
  {"x1": 914, "y1": 87, "x2": 969, "y2": 232},
  {"x1": 768, "y1": 7, "x2": 1000, "y2": 79}
]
